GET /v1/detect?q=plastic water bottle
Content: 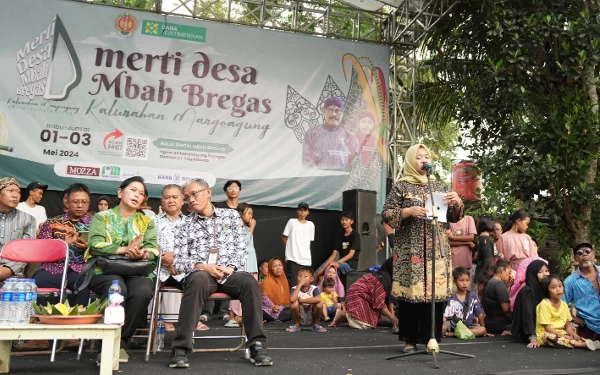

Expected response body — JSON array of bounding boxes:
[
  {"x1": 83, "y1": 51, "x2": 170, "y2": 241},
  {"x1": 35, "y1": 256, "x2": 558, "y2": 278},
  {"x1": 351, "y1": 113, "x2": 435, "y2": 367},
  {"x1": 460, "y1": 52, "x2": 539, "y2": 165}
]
[
  {"x1": 0, "y1": 279, "x2": 15, "y2": 325},
  {"x1": 12, "y1": 280, "x2": 28, "y2": 325},
  {"x1": 108, "y1": 280, "x2": 121, "y2": 301},
  {"x1": 157, "y1": 317, "x2": 165, "y2": 351},
  {"x1": 23, "y1": 280, "x2": 32, "y2": 323},
  {"x1": 28, "y1": 279, "x2": 38, "y2": 319}
]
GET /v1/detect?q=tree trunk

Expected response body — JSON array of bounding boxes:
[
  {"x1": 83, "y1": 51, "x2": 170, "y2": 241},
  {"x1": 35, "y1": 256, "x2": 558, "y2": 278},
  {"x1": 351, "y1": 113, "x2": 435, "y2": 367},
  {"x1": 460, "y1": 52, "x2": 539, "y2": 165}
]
[{"x1": 568, "y1": 63, "x2": 599, "y2": 243}]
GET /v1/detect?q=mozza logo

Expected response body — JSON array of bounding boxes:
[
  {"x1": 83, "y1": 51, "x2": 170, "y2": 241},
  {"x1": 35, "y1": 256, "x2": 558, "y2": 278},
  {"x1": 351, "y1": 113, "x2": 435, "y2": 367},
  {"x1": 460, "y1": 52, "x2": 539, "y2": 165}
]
[{"x1": 15, "y1": 15, "x2": 81, "y2": 101}]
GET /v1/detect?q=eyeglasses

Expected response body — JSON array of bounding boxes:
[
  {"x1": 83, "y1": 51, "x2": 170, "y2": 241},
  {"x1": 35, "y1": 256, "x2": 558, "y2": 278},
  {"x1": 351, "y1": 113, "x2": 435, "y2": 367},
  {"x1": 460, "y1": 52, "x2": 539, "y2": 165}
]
[
  {"x1": 69, "y1": 200, "x2": 90, "y2": 206},
  {"x1": 576, "y1": 248, "x2": 593, "y2": 256},
  {"x1": 325, "y1": 107, "x2": 343, "y2": 116},
  {"x1": 226, "y1": 186, "x2": 240, "y2": 192},
  {"x1": 183, "y1": 188, "x2": 206, "y2": 203}
]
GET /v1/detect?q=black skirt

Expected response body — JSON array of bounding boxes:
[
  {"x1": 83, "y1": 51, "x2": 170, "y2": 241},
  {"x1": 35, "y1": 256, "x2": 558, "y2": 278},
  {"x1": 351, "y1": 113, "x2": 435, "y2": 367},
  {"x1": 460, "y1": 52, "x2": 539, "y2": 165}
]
[{"x1": 397, "y1": 301, "x2": 444, "y2": 344}]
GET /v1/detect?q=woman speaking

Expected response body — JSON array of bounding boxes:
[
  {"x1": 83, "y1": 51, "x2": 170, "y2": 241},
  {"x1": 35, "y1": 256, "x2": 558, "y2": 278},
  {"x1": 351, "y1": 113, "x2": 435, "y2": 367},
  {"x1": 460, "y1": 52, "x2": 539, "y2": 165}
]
[{"x1": 382, "y1": 144, "x2": 464, "y2": 353}]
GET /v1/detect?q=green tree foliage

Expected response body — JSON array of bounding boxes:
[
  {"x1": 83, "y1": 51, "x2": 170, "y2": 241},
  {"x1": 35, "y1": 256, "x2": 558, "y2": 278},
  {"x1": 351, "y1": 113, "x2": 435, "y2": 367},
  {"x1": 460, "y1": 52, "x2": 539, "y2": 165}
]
[{"x1": 421, "y1": 0, "x2": 600, "y2": 248}]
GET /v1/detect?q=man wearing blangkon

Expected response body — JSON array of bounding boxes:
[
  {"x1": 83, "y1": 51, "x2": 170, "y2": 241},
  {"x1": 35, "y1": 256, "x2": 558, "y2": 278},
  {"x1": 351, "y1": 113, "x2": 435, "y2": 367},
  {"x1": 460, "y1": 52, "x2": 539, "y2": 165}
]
[
  {"x1": 302, "y1": 96, "x2": 359, "y2": 171},
  {"x1": 169, "y1": 178, "x2": 273, "y2": 369}
]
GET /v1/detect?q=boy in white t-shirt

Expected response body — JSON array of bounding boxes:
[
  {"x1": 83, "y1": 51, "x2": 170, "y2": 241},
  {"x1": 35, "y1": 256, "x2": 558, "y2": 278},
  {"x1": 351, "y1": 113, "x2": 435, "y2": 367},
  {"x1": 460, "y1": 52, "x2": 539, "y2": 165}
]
[
  {"x1": 282, "y1": 202, "x2": 315, "y2": 285},
  {"x1": 16, "y1": 181, "x2": 48, "y2": 231}
]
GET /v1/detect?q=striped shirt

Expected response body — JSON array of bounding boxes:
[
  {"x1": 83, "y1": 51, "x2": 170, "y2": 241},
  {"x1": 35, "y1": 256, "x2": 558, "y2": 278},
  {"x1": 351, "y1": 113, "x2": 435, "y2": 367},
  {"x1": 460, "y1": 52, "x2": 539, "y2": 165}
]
[
  {"x1": 302, "y1": 125, "x2": 359, "y2": 170},
  {"x1": 0, "y1": 208, "x2": 36, "y2": 277},
  {"x1": 154, "y1": 211, "x2": 186, "y2": 282}
]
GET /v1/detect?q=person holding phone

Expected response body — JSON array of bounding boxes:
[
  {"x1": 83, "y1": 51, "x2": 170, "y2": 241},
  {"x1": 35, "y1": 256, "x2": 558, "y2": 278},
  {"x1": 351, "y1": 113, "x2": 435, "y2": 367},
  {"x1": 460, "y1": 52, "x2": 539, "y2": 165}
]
[
  {"x1": 35, "y1": 183, "x2": 93, "y2": 307},
  {"x1": 86, "y1": 176, "x2": 158, "y2": 361},
  {"x1": 14, "y1": 183, "x2": 95, "y2": 351}
]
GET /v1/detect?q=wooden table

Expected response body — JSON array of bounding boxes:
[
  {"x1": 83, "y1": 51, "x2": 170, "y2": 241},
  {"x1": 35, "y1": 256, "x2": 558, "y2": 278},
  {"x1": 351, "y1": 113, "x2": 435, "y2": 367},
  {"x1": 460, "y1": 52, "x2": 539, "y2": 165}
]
[{"x1": 0, "y1": 323, "x2": 121, "y2": 375}]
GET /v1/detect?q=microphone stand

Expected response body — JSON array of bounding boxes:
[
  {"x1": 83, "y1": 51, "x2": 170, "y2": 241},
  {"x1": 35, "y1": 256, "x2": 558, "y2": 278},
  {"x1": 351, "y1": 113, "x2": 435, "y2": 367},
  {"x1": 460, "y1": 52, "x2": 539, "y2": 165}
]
[{"x1": 386, "y1": 164, "x2": 475, "y2": 369}]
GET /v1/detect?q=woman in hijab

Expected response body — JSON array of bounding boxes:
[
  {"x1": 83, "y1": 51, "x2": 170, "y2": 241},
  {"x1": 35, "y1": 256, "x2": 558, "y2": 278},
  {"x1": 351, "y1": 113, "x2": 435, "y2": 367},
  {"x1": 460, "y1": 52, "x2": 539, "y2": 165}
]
[
  {"x1": 320, "y1": 265, "x2": 345, "y2": 299},
  {"x1": 511, "y1": 260, "x2": 549, "y2": 347},
  {"x1": 509, "y1": 256, "x2": 546, "y2": 311},
  {"x1": 261, "y1": 257, "x2": 292, "y2": 322},
  {"x1": 96, "y1": 195, "x2": 111, "y2": 212},
  {"x1": 382, "y1": 144, "x2": 464, "y2": 353}
]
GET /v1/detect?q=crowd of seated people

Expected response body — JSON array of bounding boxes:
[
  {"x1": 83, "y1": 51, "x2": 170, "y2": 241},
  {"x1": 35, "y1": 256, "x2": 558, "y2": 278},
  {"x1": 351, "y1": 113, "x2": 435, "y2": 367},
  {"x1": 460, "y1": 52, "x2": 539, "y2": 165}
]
[{"x1": 3, "y1": 175, "x2": 600, "y2": 370}]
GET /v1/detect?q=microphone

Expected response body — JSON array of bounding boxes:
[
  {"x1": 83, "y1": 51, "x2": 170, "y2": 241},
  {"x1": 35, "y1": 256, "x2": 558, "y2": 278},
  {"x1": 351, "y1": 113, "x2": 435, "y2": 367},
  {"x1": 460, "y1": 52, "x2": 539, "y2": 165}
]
[
  {"x1": 0, "y1": 145, "x2": 13, "y2": 152},
  {"x1": 421, "y1": 162, "x2": 432, "y2": 171}
]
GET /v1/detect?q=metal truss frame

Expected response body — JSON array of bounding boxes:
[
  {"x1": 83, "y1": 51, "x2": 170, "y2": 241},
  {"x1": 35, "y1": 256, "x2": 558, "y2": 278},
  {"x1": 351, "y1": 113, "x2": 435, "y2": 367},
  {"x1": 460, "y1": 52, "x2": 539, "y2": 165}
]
[{"x1": 76, "y1": 0, "x2": 454, "y2": 181}]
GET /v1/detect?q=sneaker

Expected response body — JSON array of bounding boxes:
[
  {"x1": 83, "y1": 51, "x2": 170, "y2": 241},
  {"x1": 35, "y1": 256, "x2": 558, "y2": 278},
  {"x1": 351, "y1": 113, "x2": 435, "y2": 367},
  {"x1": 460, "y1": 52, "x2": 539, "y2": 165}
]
[
  {"x1": 249, "y1": 342, "x2": 273, "y2": 366},
  {"x1": 224, "y1": 319, "x2": 240, "y2": 328},
  {"x1": 585, "y1": 339, "x2": 600, "y2": 351},
  {"x1": 199, "y1": 314, "x2": 209, "y2": 322},
  {"x1": 222, "y1": 314, "x2": 230, "y2": 321},
  {"x1": 169, "y1": 347, "x2": 190, "y2": 368},
  {"x1": 128, "y1": 337, "x2": 148, "y2": 349}
]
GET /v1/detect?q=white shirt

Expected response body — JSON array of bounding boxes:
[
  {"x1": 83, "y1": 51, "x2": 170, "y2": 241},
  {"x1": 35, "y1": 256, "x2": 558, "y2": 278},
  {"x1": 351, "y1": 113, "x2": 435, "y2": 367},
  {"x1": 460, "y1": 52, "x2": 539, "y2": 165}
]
[
  {"x1": 283, "y1": 219, "x2": 315, "y2": 265},
  {"x1": 16, "y1": 202, "x2": 47, "y2": 228}
]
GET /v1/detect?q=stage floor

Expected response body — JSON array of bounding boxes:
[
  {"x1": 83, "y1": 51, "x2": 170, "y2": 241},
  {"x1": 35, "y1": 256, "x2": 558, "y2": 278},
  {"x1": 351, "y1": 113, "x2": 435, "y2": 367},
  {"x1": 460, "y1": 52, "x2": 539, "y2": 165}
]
[{"x1": 7, "y1": 320, "x2": 600, "y2": 374}]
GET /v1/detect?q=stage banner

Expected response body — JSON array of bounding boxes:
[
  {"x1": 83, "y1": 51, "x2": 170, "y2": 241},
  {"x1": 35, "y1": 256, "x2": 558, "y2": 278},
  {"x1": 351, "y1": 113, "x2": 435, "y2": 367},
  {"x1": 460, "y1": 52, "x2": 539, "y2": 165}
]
[{"x1": 0, "y1": 0, "x2": 390, "y2": 211}]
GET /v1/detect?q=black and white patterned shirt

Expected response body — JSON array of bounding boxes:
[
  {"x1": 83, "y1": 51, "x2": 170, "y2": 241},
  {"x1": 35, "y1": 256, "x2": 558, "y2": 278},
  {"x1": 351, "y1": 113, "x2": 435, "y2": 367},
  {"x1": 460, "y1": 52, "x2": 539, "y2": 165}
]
[{"x1": 173, "y1": 206, "x2": 246, "y2": 283}]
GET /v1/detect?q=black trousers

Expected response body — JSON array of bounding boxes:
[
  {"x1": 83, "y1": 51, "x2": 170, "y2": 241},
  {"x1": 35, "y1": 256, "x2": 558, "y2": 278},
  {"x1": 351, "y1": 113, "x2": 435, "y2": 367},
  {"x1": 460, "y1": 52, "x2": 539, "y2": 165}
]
[
  {"x1": 172, "y1": 271, "x2": 267, "y2": 351},
  {"x1": 397, "y1": 301, "x2": 444, "y2": 344},
  {"x1": 285, "y1": 260, "x2": 303, "y2": 286},
  {"x1": 89, "y1": 274, "x2": 154, "y2": 343},
  {"x1": 33, "y1": 268, "x2": 90, "y2": 306}
]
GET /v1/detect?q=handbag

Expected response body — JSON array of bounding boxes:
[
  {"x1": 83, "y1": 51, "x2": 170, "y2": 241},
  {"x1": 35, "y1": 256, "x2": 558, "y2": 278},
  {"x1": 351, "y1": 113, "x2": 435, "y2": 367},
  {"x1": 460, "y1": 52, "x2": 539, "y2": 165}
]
[
  {"x1": 75, "y1": 255, "x2": 154, "y2": 294},
  {"x1": 95, "y1": 255, "x2": 153, "y2": 277}
]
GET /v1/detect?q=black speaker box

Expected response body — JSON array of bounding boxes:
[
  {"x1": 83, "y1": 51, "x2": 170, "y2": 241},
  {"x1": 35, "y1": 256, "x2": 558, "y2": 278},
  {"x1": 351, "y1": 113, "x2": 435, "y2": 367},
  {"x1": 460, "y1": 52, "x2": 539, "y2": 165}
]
[{"x1": 342, "y1": 189, "x2": 377, "y2": 271}]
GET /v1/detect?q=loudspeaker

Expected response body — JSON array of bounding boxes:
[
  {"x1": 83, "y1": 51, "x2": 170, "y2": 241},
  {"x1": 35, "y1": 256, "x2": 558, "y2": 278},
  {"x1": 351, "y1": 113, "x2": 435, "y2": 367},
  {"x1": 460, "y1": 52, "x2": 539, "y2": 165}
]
[{"x1": 342, "y1": 189, "x2": 377, "y2": 271}]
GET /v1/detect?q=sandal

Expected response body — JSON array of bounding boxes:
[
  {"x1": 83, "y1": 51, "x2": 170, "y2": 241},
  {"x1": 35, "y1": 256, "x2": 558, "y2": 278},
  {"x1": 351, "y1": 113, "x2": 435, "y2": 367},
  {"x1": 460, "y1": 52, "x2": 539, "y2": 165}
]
[
  {"x1": 195, "y1": 322, "x2": 210, "y2": 331},
  {"x1": 285, "y1": 325, "x2": 301, "y2": 333},
  {"x1": 312, "y1": 325, "x2": 328, "y2": 333}
]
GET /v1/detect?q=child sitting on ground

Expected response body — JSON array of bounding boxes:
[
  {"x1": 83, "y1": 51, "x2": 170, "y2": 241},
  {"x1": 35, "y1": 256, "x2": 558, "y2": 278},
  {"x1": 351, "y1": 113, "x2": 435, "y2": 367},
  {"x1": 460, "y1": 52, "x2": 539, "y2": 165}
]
[
  {"x1": 534, "y1": 275, "x2": 600, "y2": 350},
  {"x1": 286, "y1": 266, "x2": 327, "y2": 333},
  {"x1": 443, "y1": 267, "x2": 489, "y2": 338},
  {"x1": 320, "y1": 277, "x2": 341, "y2": 321}
]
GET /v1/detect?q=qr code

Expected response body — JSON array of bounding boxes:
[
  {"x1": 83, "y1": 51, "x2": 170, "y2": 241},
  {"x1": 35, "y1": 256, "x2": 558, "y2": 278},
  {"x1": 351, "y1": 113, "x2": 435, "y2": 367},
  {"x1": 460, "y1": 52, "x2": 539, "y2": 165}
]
[{"x1": 123, "y1": 136, "x2": 149, "y2": 160}]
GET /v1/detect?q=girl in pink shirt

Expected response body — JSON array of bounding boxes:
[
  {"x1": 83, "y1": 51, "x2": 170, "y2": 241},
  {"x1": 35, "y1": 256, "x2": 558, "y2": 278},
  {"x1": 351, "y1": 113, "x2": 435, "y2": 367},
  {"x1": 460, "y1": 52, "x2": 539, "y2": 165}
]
[{"x1": 497, "y1": 210, "x2": 538, "y2": 271}]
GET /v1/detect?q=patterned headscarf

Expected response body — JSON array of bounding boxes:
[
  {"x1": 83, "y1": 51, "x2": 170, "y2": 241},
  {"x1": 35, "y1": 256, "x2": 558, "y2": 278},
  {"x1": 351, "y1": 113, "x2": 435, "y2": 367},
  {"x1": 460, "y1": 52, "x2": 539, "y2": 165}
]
[
  {"x1": 0, "y1": 177, "x2": 19, "y2": 191},
  {"x1": 398, "y1": 144, "x2": 436, "y2": 185},
  {"x1": 324, "y1": 96, "x2": 344, "y2": 109}
]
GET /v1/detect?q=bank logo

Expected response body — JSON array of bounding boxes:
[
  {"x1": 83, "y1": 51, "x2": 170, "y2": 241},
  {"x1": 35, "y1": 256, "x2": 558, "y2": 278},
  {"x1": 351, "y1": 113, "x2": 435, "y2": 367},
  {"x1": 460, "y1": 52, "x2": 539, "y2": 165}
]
[
  {"x1": 116, "y1": 13, "x2": 137, "y2": 37},
  {"x1": 15, "y1": 15, "x2": 81, "y2": 101},
  {"x1": 66, "y1": 165, "x2": 100, "y2": 177},
  {"x1": 101, "y1": 165, "x2": 121, "y2": 178},
  {"x1": 174, "y1": 174, "x2": 181, "y2": 183}
]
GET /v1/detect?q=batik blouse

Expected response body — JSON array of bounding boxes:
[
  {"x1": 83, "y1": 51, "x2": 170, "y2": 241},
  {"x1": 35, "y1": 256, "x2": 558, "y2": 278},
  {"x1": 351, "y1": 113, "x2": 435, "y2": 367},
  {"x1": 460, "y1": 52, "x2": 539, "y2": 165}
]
[
  {"x1": 86, "y1": 207, "x2": 157, "y2": 276},
  {"x1": 382, "y1": 180, "x2": 463, "y2": 303}
]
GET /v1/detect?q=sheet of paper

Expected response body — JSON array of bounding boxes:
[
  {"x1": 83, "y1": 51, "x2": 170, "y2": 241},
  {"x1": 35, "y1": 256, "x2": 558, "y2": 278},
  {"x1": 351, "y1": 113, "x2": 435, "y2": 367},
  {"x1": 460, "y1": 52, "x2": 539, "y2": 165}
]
[{"x1": 424, "y1": 192, "x2": 449, "y2": 223}]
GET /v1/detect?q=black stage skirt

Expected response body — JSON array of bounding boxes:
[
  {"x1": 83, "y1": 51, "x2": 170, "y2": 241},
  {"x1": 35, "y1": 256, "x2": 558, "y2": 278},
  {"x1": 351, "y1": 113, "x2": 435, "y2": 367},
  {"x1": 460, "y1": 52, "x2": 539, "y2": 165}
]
[{"x1": 397, "y1": 301, "x2": 444, "y2": 344}]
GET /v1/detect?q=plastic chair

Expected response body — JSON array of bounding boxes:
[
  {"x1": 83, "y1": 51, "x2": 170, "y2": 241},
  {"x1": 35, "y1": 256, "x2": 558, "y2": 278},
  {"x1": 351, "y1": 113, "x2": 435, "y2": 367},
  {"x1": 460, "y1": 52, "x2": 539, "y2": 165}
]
[
  {"x1": 0, "y1": 238, "x2": 70, "y2": 362},
  {"x1": 144, "y1": 249, "x2": 245, "y2": 361}
]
